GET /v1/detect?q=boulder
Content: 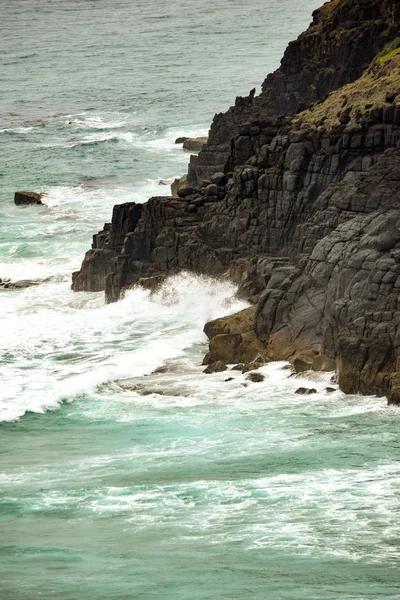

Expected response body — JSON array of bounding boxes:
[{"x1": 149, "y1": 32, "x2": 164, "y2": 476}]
[
  {"x1": 293, "y1": 356, "x2": 313, "y2": 373},
  {"x1": 14, "y1": 191, "x2": 43, "y2": 206},
  {"x1": 183, "y1": 137, "x2": 208, "y2": 152},
  {"x1": 204, "y1": 306, "x2": 257, "y2": 339},
  {"x1": 246, "y1": 372, "x2": 265, "y2": 383},
  {"x1": 177, "y1": 187, "x2": 194, "y2": 198},
  {"x1": 203, "y1": 332, "x2": 266, "y2": 366},
  {"x1": 171, "y1": 174, "x2": 188, "y2": 197},
  {"x1": 385, "y1": 91, "x2": 397, "y2": 104},
  {"x1": 211, "y1": 172, "x2": 227, "y2": 186},
  {"x1": 203, "y1": 361, "x2": 227, "y2": 374}
]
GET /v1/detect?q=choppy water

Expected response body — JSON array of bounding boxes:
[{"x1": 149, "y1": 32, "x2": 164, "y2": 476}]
[{"x1": 1, "y1": 1, "x2": 399, "y2": 598}]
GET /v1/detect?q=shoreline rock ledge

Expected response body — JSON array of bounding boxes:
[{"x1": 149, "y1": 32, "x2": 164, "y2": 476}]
[{"x1": 72, "y1": 0, "x2": 400, "y2": 405}]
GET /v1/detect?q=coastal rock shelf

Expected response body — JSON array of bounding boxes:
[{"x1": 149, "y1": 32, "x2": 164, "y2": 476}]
[{"x1": 72, "y1": 0, "x2": 400, "y2": 404}]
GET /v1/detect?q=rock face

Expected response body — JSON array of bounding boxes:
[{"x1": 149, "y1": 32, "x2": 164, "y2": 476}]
[
  {"x1": 72, "y1": 0, "x2": 400, "y2": 404},
  {"x1": 187, "y1": 0, "x2": 400, "y2": 187},
  {"x1": 72, "y1": 202, "x2": 142, "y2": 292},
  {"x1": 14, "y1": 191, "x2": 43, "y2": 206}
]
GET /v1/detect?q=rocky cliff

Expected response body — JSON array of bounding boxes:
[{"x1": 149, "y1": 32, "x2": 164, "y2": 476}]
[
  {"x1": 188, "y1": 0, "x2": 400, "y2": 187},
  {"x1": 72, "y1": 0, "x2": 400, "y2": 404}
]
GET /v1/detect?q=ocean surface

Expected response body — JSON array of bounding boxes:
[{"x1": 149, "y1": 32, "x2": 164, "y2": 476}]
[{"x1": 1, "y1": 1, "x2": 399, "y2": 598}]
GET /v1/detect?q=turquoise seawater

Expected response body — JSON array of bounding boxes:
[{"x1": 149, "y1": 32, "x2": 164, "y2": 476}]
[{"x1": 1, "y1": 1, "x2": 400, "y2": 598}]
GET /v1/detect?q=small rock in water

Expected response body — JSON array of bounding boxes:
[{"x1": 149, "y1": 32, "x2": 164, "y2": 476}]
[
  {"x1": 325, "y1": 387, "x2": 336, "y2": 393},
  {"x1": 224, "y1": 377, "x2": 234, "y2": 382},
  {"x1": 203, "y1": 361, "x2": 227, "y2": 374},
  {"x1": 14, "y1": 191, "x2": 43, "y2": 206},
  {"x1": 175, "y1": 136, "x2": 189, "y2": 144},
  {"x1": 295, "y1": 387, "x2": 317, "y2": 395},
  {"x1": 246, "y1": 372, "x2": 265, "y2": 383},
  {"x1": 232, "y1": 363, "x2": 246, "y2": 371},
  {"x1": 0, "y1": 279, "x2": 41, "y2": 289}
]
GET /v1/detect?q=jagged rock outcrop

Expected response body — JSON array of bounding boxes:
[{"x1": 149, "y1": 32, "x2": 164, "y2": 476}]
[
  {"x1": 72, "y1": 0, "x2": 400, "y2": 403},
  {"x1": 188, "y1": 0, "x2": 400, "y2": 187},
  {"x1": 72, "y1": 202, "x2": 142, "y2": 292}
]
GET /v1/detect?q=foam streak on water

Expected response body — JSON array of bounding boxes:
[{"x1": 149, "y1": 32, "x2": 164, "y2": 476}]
[{"x1": 1, "y1": 0, "x2": 399, "y2": 598}]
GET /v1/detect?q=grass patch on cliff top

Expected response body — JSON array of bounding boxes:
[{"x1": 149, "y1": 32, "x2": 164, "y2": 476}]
[{"x1": 296, "y1": 53, "x2": 400, "y2": 128}]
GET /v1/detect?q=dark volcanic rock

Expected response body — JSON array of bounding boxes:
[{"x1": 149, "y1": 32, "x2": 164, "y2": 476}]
[
  {"x1": 295, "y1": 387, "x2": 317, "y2": 395},
  {"x1": 188, "y1": 0, "x2": 400, "y2": 187},
  {"x1": 14, "y1": 191, "x2": 43, "y2": 206},
  {"x1": 246, "y1": 372, "x2": 265, "y2": 383},
  {"x1": 72, "y1": 0, "x2": 400, "y2": 404},
  {"x1": 72, "y1": 202, "x2": 142, "y2": 292}
]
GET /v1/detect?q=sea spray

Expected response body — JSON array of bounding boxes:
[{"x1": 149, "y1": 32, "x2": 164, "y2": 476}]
[
  {"x1": 1, "y1": 0, "x2": 399, "y2": 597},
  {"x1": 0, "y1": 273, "x2": 248, "y2": 422}
]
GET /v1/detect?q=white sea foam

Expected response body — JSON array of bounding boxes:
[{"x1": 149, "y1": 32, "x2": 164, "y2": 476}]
[
  {"x1": 65, "y1": 113, "x2": 129, "y2": 130},
  {"x1": 0, "y1": 273, "x2": 248, "y2": 422},
  {"x1": 0, "y1": 126, "x2": 34, "y2": 134}
]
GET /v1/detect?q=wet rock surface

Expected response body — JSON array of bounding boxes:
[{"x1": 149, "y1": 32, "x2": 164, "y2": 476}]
[{"x1": 0, "y1": 278, "x2": 42, "y2": 289}]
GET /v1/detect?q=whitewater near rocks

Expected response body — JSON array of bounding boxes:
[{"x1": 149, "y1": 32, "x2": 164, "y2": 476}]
[{"x1": 1, "y1": 0, "x2": 400, "y2": 599}]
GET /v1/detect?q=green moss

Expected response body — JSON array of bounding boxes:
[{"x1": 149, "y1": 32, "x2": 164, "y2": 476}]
[
  {"x1": 376, "y1": 47, "x2": 400, "y2": 64},
  {"x1": 296, "y1": 51, "x2": 400, "y2": 129},
  {"x1": 373, "y1": 37, "x2": 400, "y2": 64}
]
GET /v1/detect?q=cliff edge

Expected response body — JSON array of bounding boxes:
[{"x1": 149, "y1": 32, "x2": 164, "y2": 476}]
[{"x1": 72, "y1": 0, "x2": 400, "y2": 404}]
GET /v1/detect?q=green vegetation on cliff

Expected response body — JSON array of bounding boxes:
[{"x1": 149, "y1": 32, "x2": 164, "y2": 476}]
[{"x1": 297, "y1": 52, "x2": 400, "y2": 128}]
